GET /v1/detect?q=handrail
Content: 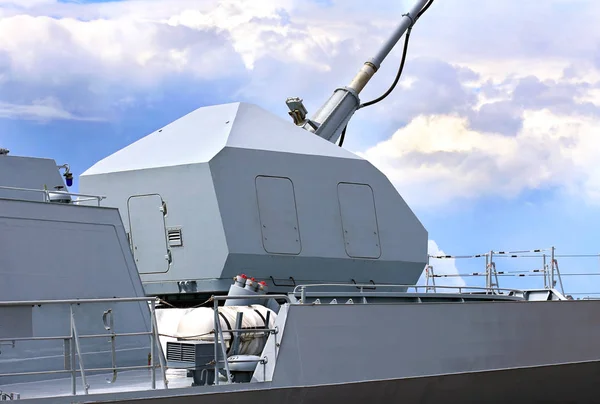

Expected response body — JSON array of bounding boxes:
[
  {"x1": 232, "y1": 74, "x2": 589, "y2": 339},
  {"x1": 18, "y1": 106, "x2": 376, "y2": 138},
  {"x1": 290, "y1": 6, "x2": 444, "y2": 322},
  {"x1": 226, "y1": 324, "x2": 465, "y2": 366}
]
[
  {"x1": 292, "y1": 283, "x2": 525, "y2": 295},
  {"x1": 0, "y1": 185, "x2": 105, "y2": 206},
  {"x1": 209, "y1": 294, "x2": 292, "y2": 303},
  {"x1": 0, "y1": 297, "x2": 167, "y2": 396},
  {"x1": 0, "y1": 297, "x2": 156, "y2": 306}
]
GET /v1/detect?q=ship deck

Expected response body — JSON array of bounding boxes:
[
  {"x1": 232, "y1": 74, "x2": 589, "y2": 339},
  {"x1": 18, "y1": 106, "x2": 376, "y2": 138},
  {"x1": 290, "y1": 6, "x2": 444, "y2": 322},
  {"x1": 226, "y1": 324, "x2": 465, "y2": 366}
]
[{"x1": 0, "y1": 369, "x2": 191, "y2": 400}]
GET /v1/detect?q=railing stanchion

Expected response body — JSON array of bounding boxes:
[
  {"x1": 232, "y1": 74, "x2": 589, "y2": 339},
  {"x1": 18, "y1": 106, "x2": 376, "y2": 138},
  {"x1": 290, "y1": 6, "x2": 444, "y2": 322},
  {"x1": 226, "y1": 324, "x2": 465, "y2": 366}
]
[
  {"x1": 70, "y1": 304, "x2": 77, "y2": 396},
  {"x1": 213, "y1": 298, "x2": 219, "y2": 385},
  {"x1": 70, "y1": 305, "x2": 89, "y2": 395},
  {"x1": 150, "y1": 299, "x2": 156, "y2": 389}
]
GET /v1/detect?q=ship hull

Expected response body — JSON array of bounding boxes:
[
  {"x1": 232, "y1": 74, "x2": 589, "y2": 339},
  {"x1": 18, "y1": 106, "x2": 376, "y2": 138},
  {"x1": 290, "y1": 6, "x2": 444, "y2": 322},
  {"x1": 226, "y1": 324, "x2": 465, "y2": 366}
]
[
  {"x1": 9, "y1": 299, "x2": 600, "y2": 403},
  {"x1": 60, "y1": 360, "x2": 600, "y2": 404}
]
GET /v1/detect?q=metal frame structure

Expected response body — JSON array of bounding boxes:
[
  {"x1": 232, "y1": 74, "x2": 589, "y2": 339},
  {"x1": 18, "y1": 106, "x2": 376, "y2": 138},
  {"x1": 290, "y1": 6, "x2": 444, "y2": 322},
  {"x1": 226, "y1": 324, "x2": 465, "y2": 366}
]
[
  {"x1": 0, "y1": 185, "x2": 105, "y2": 206},
  {"x1": 426, "y1": 246, "x2": 567, "y2": 295},
  {"x1": 0, "y1": 283, "x2": 579, "y2": 400},
  {"x1": 209, "y1": 294, "x2": 290, "y2": 385},
  {"x1": 0, "y1": 297, "x2": 167, "y2": 396}
]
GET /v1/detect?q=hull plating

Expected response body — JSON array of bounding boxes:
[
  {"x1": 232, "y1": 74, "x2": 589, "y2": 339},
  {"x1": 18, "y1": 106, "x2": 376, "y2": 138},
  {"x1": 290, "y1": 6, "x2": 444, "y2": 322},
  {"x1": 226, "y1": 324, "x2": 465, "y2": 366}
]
[{"x1": 19, "y1": 360, "x2": 600, "y2": 404}]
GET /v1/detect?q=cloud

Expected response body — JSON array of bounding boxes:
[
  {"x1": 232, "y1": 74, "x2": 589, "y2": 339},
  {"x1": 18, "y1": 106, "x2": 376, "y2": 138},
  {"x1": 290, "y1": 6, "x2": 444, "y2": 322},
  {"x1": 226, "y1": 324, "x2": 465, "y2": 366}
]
[
  {"x1": 416, "y1": 240, "x2": 466, "y2": 290},
  {"x1": 0, "y1": 97, "x2": 102, "y2": 121},
  {"x1": 0, "y1": 0, "x2": 371, "y2": 120},
  {"x1": 468, "y1": 100, "x2": 523, "y2": 135},
  {"x1": 359, "y1": 109, "x2": 600, "y2": 208},
  {"x1": 356, "y1": 57, "x2": 480, "y2": 127},
  {"x1": 1, "y1": 0, "x2": 600, "y2": 211},
  {"x1": 0, "y1": 14, "x2": 245, "y2": 83},
  {"x1": 411, "y1": 1, "x2": 600, "y2": 70}
]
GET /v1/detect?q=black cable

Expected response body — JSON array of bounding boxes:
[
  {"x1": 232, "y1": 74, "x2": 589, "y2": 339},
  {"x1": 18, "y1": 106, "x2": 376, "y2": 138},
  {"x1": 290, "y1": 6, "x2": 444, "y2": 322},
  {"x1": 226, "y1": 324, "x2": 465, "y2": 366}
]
[
  {"x1": 339, "y1": 0, "x2": 434, "y2": 147},
  {"x1": 338, "y1": 125, "x2": 347, "y2": 147},
  {"x1": 339, "y1": 27, "x2": 409, "y2": 146},
  {"x1": 359, "y1": 0, "x2": 434, "y2": 109},
  {"x1": 359, "y1": 27, "x2": 412, "y2": 109},
  {"x1": 416, "y1": 0, "x2": 435, "y2": 20}
]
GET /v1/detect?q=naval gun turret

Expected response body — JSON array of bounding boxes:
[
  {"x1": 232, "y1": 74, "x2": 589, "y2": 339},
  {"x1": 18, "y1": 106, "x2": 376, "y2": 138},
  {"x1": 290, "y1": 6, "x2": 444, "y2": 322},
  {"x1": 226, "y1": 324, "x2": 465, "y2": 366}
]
[{"x1": 79, "y1": 0, "x2": 434, "y2": 305}]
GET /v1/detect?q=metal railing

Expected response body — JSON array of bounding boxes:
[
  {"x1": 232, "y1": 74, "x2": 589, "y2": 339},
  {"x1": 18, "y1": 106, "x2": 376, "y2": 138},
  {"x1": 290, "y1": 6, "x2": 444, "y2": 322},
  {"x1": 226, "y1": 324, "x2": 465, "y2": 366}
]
[
  {"x1": 0, "y1": 185, "x2": 105, "y2": 206},
  {"x1": 209, "y1": 294, "x2": 290, "y2": 385},
  {"x1": 292, "y1": 283, "x2": 525, "y2": 301},
  {"x1": 0, "y1": 297, "x2": 167, "y2": 396}
]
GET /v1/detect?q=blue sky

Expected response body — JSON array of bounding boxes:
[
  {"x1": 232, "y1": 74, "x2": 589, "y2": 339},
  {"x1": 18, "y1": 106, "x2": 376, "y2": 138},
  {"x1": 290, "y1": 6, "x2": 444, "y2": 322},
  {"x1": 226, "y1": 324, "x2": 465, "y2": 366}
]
[{"x1": 2, "y1": 0, "x2": 600, "y2": 296}]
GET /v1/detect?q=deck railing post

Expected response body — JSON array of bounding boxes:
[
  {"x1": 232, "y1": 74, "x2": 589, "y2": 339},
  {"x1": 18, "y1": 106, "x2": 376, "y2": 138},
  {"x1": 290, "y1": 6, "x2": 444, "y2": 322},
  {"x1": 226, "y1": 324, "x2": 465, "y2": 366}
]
[
  {"x1": 150, "y1": 299, "x2": 156, "y2": 389},
  {"x1": 70, "y1": 305, "x2": 89, "y2": 394}
]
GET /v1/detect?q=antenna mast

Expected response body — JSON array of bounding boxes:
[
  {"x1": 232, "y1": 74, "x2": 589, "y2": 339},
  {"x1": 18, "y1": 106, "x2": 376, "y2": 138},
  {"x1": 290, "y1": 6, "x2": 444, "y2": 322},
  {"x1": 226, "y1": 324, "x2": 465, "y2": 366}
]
[{"x1": 286, "y1": 0, "x2": 433, "y2": 144}]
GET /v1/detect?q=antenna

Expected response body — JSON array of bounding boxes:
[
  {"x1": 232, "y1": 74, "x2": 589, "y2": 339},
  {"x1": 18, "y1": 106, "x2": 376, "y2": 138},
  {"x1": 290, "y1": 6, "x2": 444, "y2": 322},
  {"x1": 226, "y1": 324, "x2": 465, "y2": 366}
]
[{"x1": 286, "y1": 0, "x2": 434, "y2": 144}]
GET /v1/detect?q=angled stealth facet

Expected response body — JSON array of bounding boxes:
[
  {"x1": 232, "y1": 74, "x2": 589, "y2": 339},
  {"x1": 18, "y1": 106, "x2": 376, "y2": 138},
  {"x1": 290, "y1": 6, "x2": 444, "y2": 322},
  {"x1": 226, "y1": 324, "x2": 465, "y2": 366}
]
[{"x1": 80, "y1": 102, "x2": 427, "y2": 297}]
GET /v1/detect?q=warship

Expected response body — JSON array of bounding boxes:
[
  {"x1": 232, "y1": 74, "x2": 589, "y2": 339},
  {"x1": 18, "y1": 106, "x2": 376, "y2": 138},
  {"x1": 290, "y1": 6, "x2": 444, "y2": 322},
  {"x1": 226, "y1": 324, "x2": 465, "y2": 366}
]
[{"x1": 2, "y1": 0, "x2": 600, "y2": 402}]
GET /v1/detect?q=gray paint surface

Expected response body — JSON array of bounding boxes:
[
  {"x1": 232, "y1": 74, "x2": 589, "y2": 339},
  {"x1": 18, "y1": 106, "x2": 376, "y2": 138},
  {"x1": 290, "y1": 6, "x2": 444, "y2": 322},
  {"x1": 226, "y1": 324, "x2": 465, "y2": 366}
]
[
  {"x1": 11, "y1": 300, "x2": 600, "y2": 403},
  {"x1": 337, "y1": 182, "x2": 381, "y2": 258},
  {"x1": 79, "y1": 102, "x2": 427, "y2": 297},
  {"x1": 0, "y1": 199, "x2": 145, "y2": 301},
  {"x1": 80, "y1": 164, "x2": 229, "y2": 285},
  {"x1": 76, "y1": 361, "x2": 600, "y2": 404},
  {"x1": 270, "y1": 301, "x2": 600, "y2": 386},
  {"x1": 128, "y1": 194, "x2": 170, "y2": 274},
  {"x1": 0, "y1": 155, "x2": 67, "y2": 201},
  {"x1": 0, "y1": 194, "x2": 152, "y2": 385},
  {"x1": 6, "y1": 107, "x2": 600, "y2": 404},
  {"x1": 23, "y1": 361, "x2": 600, "y2": 404},
  {"x1": 255, "y1": 176, "x2": 302, "y2": 255},
  {"x1": 0, "y1": 307, "x2": 32, "y2": 339}
]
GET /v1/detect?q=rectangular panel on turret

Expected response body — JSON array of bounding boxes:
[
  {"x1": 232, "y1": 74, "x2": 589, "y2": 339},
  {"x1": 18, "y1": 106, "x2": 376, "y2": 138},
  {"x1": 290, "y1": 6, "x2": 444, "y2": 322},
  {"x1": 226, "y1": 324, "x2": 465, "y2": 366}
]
[
  {"x1": 337, "y1": 182, "x2": 381, "y2": 259},
  {"x1": 255, "y1": 176, "x2": 301, "y2": 255}
]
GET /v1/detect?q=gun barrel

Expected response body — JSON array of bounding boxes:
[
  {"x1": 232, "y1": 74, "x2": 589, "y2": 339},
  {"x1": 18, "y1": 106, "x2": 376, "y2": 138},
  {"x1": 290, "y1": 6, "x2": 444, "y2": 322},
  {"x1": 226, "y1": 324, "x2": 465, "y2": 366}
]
[
  {"x1": 302, "y1": 0, "x2": 432, "y2": 144},
  {"x1": 368, "y1": 0, "x2": 430, "y2": 72}
]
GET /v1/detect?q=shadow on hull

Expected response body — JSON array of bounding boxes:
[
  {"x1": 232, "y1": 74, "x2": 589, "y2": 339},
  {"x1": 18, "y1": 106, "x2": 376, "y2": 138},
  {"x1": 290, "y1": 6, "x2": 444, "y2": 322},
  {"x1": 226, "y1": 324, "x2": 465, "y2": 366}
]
[{"x1": 81, "y1": 360, "x2": 600, "y2": 404}]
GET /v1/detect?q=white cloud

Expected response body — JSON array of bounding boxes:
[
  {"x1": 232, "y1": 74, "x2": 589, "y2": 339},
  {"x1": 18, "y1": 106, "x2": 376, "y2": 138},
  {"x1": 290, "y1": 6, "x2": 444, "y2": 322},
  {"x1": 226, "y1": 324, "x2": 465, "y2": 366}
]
[
  {"x1": 0, "y1": 0, "x2": 53, "y2": 7},
  {"x1": 416, "y1": 240, "x2": 466, "y2": 290},
  {"x1": 1, "y1": 0, "x2": 600, "y2": 210},
  {"x1": 0, "y1": 14, "x2": 244, "y2": 85},
  {"x1": 359, "y1": 109, "x2": 600, "y2": 208},
  {"x1": 0, "y1": 97, "x2": 101, "y2": 121},
  {"x1": 1, "y1": 0, "x2": 599, "y2": 93},
  {"x1": 0, "y1": 0, "x2": 378, "y2": 120}
]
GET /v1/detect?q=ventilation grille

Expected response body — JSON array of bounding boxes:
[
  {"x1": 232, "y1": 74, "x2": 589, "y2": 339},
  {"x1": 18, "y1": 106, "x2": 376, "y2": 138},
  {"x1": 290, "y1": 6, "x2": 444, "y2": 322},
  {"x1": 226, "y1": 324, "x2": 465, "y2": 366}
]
[
  {"x1": 166, "y1": 342, "x2": 196, "y2": 362},
  {"x1": 167, "y1": 227, "x2": 183, "y2": 247}
]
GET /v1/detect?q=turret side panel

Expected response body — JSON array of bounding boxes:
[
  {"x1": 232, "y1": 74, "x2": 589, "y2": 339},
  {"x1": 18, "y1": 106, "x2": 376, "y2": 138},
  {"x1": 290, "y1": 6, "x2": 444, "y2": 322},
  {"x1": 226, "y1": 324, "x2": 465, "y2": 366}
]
[
  {"x1": 79, "y1": 164, "x2": 229, "y2": 290},
  {"x1": 209, "y1": 147, "x2": 427, "y2": 286}
]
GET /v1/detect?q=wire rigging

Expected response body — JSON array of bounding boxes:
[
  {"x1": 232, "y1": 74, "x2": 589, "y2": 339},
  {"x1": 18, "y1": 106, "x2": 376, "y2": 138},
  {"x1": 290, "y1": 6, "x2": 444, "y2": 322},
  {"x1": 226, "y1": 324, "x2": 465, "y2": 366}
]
[{"x1": 339, "y1": 0, "x2": 435, "y2": 147}]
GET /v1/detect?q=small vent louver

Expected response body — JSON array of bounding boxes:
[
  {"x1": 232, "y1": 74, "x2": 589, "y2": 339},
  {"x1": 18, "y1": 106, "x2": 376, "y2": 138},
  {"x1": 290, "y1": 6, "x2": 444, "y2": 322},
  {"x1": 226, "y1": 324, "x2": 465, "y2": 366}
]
[
  {"x1": 167, "y1": 227, "x2": 183, "y2": 247},
  {"x1": 166, "y1": 342, "x2": 196, "y2": 362}
]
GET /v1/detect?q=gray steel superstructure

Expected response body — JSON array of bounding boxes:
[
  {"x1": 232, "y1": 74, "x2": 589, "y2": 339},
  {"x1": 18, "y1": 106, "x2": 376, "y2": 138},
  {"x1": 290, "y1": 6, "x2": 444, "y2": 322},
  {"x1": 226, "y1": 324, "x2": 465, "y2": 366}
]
[
  {"x1": 2, "y1": 1, "x2": 600, "y2": 402},
  {"x1": 77, "y1": 101, "x2": 427, "y2": 300}
]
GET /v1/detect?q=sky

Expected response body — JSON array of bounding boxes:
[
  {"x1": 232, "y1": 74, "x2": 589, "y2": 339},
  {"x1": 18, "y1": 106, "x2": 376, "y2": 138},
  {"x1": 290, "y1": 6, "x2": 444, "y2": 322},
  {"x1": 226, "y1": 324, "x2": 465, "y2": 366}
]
[{"x1": 2, "y1": 0, "x2": 600, "y2": 297}]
